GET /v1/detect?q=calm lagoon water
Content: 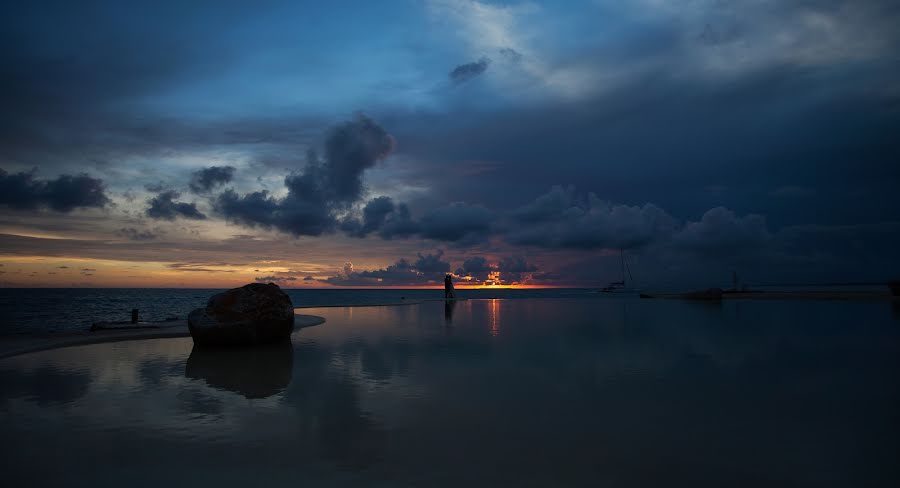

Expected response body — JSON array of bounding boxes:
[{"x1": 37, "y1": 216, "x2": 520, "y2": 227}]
[{"x1": 1, "y1": 298, "x2": 899, "y2": 487}]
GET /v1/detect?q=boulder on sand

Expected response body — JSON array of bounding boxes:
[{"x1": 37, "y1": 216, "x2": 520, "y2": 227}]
[{"x1": 188, "y1": 283, "x2": 295, "y2": 346}]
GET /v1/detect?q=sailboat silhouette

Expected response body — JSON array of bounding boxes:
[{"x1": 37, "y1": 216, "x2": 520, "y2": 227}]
[{"x1": 599, "y1": 249, "x2": 639, "y2": 293}]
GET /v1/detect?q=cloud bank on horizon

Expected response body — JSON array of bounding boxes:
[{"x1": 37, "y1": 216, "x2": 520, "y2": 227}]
[{"x1": 0, "y1": 0, "x2": 898, "y2": 287}]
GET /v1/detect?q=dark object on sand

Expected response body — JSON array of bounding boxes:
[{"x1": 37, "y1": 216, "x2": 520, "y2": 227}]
[
  {"x1": 188, "y1": 283, "x2": 294, "y2": 346},
  {"x1": 185, "y1": 341, "x2": 293, "y2": 399},
  {"x1": 889, "y1": 280, "x2": 900, "y2": 297}
]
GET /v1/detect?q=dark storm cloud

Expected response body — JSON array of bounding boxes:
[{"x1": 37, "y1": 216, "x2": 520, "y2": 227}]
[
  {"x1": 215, "y1": 187, "x2": 334, "y2": 236},
  {"x1": 506, "y1": 186, "x2": 676, "y2": 250},
  {"x1": 0, "y1": 1, "x2": 270, "y2": 172},
  {"x1": 189, "y1": 166, "x2": 235, "y2": 194},
  {"x1": 0, "y1": 169, "x2": 109, "y2": 212},
  {"x1": 449, "y1": 57, "x2": 491, "y2": 84},
  {"x1": 342, "y1": 196, "x2": 421, "y2": 239},
  {"x1": 342, "y1": 196, "x2": 396, "y2": 237},
  {"x1": 419, "y1": 202, "x2": 494, "y2": 243},
  {"x1": 673, "y1": 207, "x2": 772, "y2": 257},
  {"x1": 413, "y1": 250, "x2": 450, "y2": 274},
  {"x1": 457, "y1": 256, "x2": 491, "y2": 274},
  {"x1": 497, "y1": 256, "x2": 538, "y2": 282},
  {"x1": 214, "y1": 116, "x2": 394, "y2": 237},
  {"x1": 377, "y1": 203, "x2": 420, "y2": 239},
  {"x1": 323, "y1": 116, "x2": 395, "y2": 203},
  {"x1": 324, "y1": 251, "x2": 450, "y2": 286},
  {"x1": 497, "y1": 256, "x2": 537, "y2": 273},
  {"x1": 146, "y1": 190, "x2": 206, "y2": 221},
  {"x1": 392, "y1": 63, "x2": 900, "y2": 229}
]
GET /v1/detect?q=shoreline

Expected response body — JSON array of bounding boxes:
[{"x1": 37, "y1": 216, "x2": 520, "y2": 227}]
[{"x1": 0, "y1": 314, "x2": 325, "y2": 360}]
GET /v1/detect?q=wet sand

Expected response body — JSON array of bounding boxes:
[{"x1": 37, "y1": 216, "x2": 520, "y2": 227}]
[{"x1": 0, "y1": 314, "x2": 325, "y2": 359}]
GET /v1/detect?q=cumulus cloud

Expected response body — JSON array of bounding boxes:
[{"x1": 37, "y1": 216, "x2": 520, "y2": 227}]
[
  {"x1": 454, "y1": 256, "x2": 492, "y2": 281},
  {"x1": 146, "y1": 190, "x2": 206, "y2": 221},
  {"x1": 0, "y1": 169, "x2": 109, "y2": 212},
  {"x1": 413, "y1": 250, "x2": 451, "y2": 274},
  {"x1": 497, "y1": 255, "x2": 537, "y2": 273},
  {"x1": 342, "y1": 196, "x2": 396, "y2": 237},
  {"x1": 497, "y1": 255, "x2": 538, "y2": 282},
  {"x1": 324, "y1": 251, "x2": 450, "y2": 286},
  {"x1": 189, "y1": 166, "x2": 235, "y2": 193},
  {"x1": 449, "y1": 57, "x2": 491, "y2": 84},
  {"x1": 507, "y1": 186, "x2": 676, "y2": 250},
  {"x1": 673, "y1": 206, "x2": 772, "y2": 256},
  {"x1": 214, "y1": 115, "x2": 394, "y2": 236},
  {"x1": 341, "y1": 196, "x2": 421, "y2": 239},
  {"x1": 323, "y1": 115, "x2": 395, "y2": 203}
]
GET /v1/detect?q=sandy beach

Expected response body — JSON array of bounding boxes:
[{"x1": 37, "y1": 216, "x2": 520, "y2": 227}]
[{"x1": 0, "y1": 314, "x2": 325, "y2": 360}]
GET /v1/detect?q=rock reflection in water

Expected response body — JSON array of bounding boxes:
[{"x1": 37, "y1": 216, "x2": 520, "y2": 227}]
[{"x1": 184, "y1": 341, "x2": 293, "y2": 399}]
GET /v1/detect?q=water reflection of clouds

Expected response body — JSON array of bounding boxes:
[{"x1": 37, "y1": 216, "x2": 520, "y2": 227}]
[{"x1": 0, "y1": 300, "x2": 897, "y2": 485}]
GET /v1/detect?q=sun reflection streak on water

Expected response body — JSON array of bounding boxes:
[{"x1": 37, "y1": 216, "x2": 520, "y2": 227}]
[{"x1": 489, "y1": 299, "x2": 500, "y2": 337}]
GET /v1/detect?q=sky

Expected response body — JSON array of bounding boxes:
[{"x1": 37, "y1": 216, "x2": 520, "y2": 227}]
[{"x1": 1, "y1": 0, "x2": 899, "y2": 288}]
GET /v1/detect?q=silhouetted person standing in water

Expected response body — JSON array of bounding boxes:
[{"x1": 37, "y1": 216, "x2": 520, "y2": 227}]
[{"x1": 444, "y1": 274, "x2": 456, "y2": 299}]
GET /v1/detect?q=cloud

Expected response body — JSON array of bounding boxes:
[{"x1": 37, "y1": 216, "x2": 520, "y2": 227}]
[
  {"x1": 378, "y1": 202, "x2": 420, "y2": 239},
  {"x1": 342, "y1": 196, "x2": 396, "y2": 237},
  {"x1": 449, "y1": 57, "x2": 491, "y2": 84},
  {"x1": 189, "y1": 165, "x2": 235, "y2": 193},
  {"x1": 255, "y1": 275, "x2": 298, "y2": 285},
  {"x1": 341, "y1": 196, "x2": 421, "y2": 239},
  {"x1": 323, "y1": 115, "x2": 395, "y2": 203},
  {"x1": 324, "y1": 251, "x2": 450, "y2": 286},
  {"x1": 214, "y1": 115, "x2": 394, "y2": 237},
  {"x1": 0, "y1": 169, "x2": 109, "y2": 212},
  {"x1": 506, "y1": 186, "x2": 676, "y2": 250},
  {"x1": 117, "y1": 227, "x2": 161, "y2": 241},
  {"x1": 497, "y1": 255, "x2": 537, "y2": 273},
  {"x1": 215, "y1": 186, "x2": 334, "y2": 236},
  {"x1": 673, "y1": 207, "x2": 772, "y2": 257},
  {"x1": 497, "y1": 255, "x2": 537, "y2": 282},
  {"x1": 455, "y1": 256, "x2": 491, "y2": 280},
  {"x1": 413, "y1": 250, "x2": 451, "y2": 274},
  {"x1": 498, "y1": 47, "x2": 522, "y2": 63},
  {"x1": 146, "y1": 190, "x2": 207, "y2": 221},
  {"x1": 420, "y1": 202, "x2": 494, "y2": 243}
]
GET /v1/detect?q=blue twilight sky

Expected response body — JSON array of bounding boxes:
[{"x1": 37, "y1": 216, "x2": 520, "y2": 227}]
[{"x1": 1, "y1": 0, "x2": 899, "y2": 288}]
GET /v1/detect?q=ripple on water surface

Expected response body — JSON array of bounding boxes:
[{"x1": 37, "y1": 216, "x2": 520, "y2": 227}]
[{"x1": 1, "y1": 299, "x2": 899, "y2": 487}]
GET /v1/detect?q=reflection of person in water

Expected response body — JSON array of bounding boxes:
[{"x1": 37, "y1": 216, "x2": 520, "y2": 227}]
[
  {"x1": 444, "y1": 298, "x2": 457, "y2": 323},
  {"x1": 444, "y1": 273, "x2": 456, "y2": 299}
]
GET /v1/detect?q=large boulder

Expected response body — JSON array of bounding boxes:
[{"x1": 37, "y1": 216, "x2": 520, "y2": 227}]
[{"x1": 188, "y1": 283, "x2": 295, "y2": 346}]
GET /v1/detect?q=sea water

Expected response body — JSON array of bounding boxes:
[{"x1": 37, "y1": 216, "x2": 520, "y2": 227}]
[
  {"x1": 0, "y1": 288, "x2": 600, "y2": 334},
  {"x1": 0, "y1": 298, "x2": 898, "y2": 486}
]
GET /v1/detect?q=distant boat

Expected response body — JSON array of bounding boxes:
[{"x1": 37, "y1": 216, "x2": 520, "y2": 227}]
[{"x1": 599, "y1": 249, "x2": 640, "y2": 293}]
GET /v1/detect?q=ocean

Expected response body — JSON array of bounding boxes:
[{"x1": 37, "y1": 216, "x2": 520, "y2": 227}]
[
  {"x1": 0, "y1": 287, "x2": 603, "y2": 334},
  {"x1": 1, "y1": 298, "x2": 898, "y2": 486}
]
